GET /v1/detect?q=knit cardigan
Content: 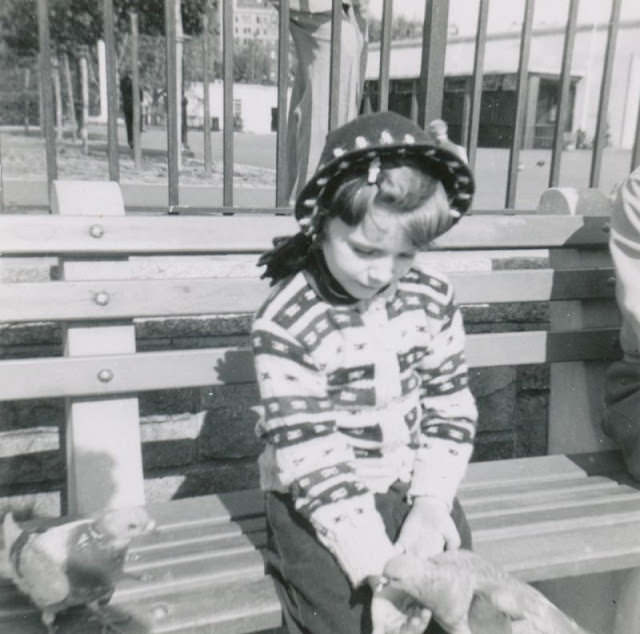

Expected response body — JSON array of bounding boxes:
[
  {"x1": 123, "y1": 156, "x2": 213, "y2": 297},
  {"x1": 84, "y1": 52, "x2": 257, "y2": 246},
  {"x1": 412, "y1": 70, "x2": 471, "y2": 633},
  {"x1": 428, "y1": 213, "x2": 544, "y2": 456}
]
[{"x1": 251, "y1": 261, "x2": 478, "y2": 586}]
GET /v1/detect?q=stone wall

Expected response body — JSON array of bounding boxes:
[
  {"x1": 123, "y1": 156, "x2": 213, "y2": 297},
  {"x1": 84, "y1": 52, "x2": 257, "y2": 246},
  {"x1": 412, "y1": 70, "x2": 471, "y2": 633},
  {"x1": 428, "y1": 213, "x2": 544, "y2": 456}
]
[{"x1": 0, "y1": 251, "x2": 550, "y2": 518}]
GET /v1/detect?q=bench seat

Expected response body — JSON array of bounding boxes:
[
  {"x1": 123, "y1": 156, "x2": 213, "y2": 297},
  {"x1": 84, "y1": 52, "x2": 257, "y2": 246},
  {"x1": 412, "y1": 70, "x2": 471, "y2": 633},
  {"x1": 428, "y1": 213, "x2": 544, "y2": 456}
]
[
  {"x1": 2, "y1": 452, "x2": 638, "y2": 633},
  {"x1": 1, "y1": 185, "x2": 637, "y2": 632}
]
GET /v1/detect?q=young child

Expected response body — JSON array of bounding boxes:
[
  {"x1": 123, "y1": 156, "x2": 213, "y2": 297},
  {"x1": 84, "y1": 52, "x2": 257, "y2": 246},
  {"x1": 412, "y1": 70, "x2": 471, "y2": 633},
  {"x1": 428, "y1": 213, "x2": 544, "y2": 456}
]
[{"x1": 251, "y1": 112, "x2": 478, "y2": 634}]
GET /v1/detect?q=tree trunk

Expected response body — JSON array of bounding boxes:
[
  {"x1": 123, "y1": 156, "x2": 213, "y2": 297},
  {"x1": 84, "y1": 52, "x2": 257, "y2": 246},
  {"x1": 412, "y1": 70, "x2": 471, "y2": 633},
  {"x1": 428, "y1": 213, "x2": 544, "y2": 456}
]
[
  {"x1": 79, "y1": 48, "x2": 90, "y2": 154},
  {"x1": 23, "y1": 67, "x2": 31, "y2": 133},
  {"x1": 52, "y1": 56, "x2": 63, "y2": 141},
  {"x1": 62, "y1": 52, "x2": 78, "y2": 142}
]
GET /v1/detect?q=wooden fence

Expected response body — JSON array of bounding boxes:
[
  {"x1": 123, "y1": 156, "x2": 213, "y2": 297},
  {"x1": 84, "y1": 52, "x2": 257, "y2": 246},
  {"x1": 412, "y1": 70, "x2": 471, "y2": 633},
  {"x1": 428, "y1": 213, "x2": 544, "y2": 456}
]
[{"x1": 32, "y1": 0, "x2": 640, "y2": 212}]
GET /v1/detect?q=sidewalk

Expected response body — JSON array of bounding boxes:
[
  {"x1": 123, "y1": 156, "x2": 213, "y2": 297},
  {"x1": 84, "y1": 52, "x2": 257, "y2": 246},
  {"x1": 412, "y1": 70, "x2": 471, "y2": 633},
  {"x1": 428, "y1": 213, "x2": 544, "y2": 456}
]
[{"x1": 3, "y1": 178, "x2": 277, "y2": 211}]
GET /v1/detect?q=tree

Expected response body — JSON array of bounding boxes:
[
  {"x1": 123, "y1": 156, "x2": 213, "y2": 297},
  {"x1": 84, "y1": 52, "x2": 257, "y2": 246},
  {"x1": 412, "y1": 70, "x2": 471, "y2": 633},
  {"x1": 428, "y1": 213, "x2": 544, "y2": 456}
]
[
  {"x1": 0, "y1": 0, "x2": 213, "y2": 131},
  {"x1": 368, "y1": 15, "x2": 423, "y2": 42},
  {"x1": 233, "y1": 39, "x2": 275, "y2": 84}
]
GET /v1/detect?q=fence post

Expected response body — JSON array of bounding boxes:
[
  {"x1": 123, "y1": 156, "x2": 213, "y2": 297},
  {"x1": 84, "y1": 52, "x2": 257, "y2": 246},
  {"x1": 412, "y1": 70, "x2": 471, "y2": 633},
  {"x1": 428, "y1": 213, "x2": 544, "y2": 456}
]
[
  {"x1": 131, "y1": 10, "x2": 142, "y2": 169},
  {"x1": 79, "y1": 46, "x2": 90, "y2": 154},
  {"x1": 417, "y1": 0, "x2": 449, "y2": 128},
  {"x1": 202, "y1": 4, "x2": 213, "y2": 173},
  {"x1": 52, "y1": 180, "x2": 145, "y2": 515},
  {"x1": 103, "y1": 0, "x2": 120, "y2": 181},
  {"x1": 37, "y1": 0, "x2": 57, "y2": 191},
  {"x1": 165, "y1": 0, "x2": 180, "y2": 209}
]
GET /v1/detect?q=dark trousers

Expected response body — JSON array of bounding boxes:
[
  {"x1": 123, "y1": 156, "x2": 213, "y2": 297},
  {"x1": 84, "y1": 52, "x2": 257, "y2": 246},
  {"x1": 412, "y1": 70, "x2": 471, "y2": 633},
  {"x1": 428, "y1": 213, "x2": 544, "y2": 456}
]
[{"x1": 264, "y1": 482, "x2": 472, "y2": 634}]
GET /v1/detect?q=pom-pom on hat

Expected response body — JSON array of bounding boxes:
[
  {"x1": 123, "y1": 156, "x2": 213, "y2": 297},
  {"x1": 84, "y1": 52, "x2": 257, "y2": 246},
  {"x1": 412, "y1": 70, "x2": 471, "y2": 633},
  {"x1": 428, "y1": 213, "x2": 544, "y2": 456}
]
[{"x1": 294, "y1": 111, "x2": 474, "y2": 224}]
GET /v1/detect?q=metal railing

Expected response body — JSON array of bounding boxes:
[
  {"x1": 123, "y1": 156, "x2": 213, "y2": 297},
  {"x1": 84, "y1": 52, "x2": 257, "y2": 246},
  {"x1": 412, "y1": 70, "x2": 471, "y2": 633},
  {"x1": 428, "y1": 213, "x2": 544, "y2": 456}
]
[{"x1": 32, "y1": 0, "x2": 640, "y2": 211}]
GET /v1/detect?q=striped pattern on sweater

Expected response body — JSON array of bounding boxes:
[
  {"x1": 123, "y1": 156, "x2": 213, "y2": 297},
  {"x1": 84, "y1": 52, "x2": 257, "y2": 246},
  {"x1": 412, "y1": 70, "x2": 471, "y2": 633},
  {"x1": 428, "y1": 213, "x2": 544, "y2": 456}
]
[{"x1": 251, "y1": 262, "x2": 478, "y2": 585}]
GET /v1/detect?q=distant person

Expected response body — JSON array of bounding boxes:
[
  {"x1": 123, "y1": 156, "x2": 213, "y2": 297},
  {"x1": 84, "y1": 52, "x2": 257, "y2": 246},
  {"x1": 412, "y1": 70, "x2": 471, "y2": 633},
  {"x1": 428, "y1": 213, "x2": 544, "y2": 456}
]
[
  {"x1": 602, "y1": 166, "x2": 640, "y2": 479},
  {"x1": 119, "y1": 72, "x2": 143, "y2": 149},
  {"x1": 182, "y1": 95, "x2": 189, "y2": 150},
  {"x1": 271, "y1": 1, "x2": 368, "y2": 204},
  {"x1": 427, "y1": 119, "x2": 469, "y2": 164}
]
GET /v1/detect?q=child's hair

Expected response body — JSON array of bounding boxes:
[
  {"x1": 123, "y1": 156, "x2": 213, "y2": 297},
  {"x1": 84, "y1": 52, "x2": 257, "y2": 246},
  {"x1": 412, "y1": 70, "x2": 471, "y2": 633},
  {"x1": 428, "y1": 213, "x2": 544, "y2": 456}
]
[
  {"x1": 320, "y1": 162, "x2": 453, "y2": 247},
  {"x1": 259, "y1": 162, "x2": 454, "y2": 284}
]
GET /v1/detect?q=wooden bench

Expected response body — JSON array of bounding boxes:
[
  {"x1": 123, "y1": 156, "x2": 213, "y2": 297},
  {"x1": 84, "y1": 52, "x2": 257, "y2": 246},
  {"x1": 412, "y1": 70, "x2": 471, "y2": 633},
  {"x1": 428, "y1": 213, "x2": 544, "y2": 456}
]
[{"x1": 1, "y1": 180, "x2": 640, "y2": 633}]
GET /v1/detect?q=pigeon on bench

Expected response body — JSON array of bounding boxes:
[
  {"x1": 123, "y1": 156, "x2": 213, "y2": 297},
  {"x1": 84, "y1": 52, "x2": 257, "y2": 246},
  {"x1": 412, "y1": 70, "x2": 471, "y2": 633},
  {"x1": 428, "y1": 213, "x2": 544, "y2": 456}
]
[
  {"x1": 384, "y1": 549, "x2": 592, "y2": 634},
  {"x1": 2, "y1": 506, "x2": 156, "y2": 633}
]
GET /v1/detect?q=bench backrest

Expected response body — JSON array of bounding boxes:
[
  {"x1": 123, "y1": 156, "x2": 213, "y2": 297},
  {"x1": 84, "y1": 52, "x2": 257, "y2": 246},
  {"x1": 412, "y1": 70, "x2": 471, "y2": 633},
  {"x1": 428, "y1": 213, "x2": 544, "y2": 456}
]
[{"x1": 0, "y1": 181, "x2": 621, "y2": 515}]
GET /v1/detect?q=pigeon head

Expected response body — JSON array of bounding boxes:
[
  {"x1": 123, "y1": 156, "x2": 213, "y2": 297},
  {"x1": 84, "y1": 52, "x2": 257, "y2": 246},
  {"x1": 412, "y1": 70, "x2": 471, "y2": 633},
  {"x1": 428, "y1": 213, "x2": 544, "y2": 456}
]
[{"x1": 92, "y1": 506, "x2": 156, "y2": 542}]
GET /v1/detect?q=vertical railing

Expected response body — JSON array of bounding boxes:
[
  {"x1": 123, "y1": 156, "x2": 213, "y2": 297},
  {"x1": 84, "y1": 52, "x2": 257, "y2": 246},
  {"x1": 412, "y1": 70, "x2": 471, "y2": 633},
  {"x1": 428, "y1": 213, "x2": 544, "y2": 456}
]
[
  {"x1": 165, "y1": 0, "x2": 180, "y2": 208},
  {"x1": 377, "y1": 0, "x2": 393, "y2": 113},
  {"x1": 549, "y1": 0, "x2": 579, "y2": 188},
  {"x1": 328, "y1": 0, "x2": 343, "y2": 131},
  {"x1": 590, "y1": 0, "x2": 622, "y2": 188},
  {"x1": 27, "y1": 0, "x2": 637, "y2": 212},
  {"x1": 131, "y1": 10, "x2": 142, "y2": 169},
  {"x1": 103, "y1": 0, "x2": 120, "y2": 181},
  {"x1": 275, "y1": 0, "x2": 290, "y2": 207},
  {"x1": 417, "y1": 0, "x2": 449, "y2": 128},
  {"x1": 329, "y1": 0, "x2": 342, "y2": 130},
  {"x1": 222, "y1": 0, "x2": 234, "y2": 207},
  {"x1": 37, "y1": 0, "x2": 57, "y2": 188},
  {"x1": 505, "y1": 0, "x2": 534, "y2": 209},
  {"x1": 467, "y1": 0, "x2": 489, "y2": 169},
  {"x1": 202, "y1": 3, "x2": 213, "y2": 174}
]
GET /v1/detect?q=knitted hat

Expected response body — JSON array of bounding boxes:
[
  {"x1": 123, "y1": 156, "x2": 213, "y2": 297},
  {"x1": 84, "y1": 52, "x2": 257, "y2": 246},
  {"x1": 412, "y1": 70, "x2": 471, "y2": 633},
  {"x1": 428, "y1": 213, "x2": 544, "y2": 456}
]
[{"x1": 295, "y1": 111, "x2": 474, "y2": 224}]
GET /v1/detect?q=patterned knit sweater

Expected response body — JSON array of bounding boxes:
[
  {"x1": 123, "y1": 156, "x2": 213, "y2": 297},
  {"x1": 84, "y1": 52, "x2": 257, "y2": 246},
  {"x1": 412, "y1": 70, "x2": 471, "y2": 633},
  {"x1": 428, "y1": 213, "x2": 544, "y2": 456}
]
[{"x1": 251, "y1": 261, "x2": 478, "y2": 586}]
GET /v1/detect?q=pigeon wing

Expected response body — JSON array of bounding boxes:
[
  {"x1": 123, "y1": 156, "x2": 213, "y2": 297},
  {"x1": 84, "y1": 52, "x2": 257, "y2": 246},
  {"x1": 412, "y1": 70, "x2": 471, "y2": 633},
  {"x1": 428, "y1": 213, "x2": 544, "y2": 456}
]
[{"x1": 12, "y1": 530, "x2": 71, "y2": 608}]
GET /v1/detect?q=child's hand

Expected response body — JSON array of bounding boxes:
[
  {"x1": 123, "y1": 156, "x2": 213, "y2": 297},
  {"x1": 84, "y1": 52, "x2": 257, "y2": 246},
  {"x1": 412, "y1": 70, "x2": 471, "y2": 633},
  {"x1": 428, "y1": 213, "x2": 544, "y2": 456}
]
[
  {"x1": 396, "y1": 496, "x2": 460, "y2": 559},
  {"x1": 370, "y1": 581, "x2": 432, "y2": 634}
]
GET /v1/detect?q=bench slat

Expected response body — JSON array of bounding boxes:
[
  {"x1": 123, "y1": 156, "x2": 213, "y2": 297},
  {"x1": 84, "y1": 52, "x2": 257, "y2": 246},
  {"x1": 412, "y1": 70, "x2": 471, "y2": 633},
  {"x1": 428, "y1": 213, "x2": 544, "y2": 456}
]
[
  {"x1": 136, "y1": 518, "x2": 266, "y2": 555},
  {"x1": 469, "y1": 489, "x2": 640, "y2": 521},
  {"x1": 0, "y1": 577, "x2": 282, "y2": 634},
  {"x1": 0, "y1": 329, "x2": 621, "y2": 401},
  {"x1": 113, "y1": 577, "x2": 282, "y2": 634},
  {"x1": 125, "y1": 533, "x2": 266, "y2": 572},
  {"x1": 1, "y1": 268, "x2": 616, "y2": 322},
  {"x1": 459, "y1": 477, "x2": 620, "y2": 509},
  {"x1": 0, "y1": 214, "x2": 609, "y2": 254},
  {"x1": 462, "y1": 453, "x2": 589, "y2": 484},
  {"x1": 1, "y1": 460, "x2": 635, "y2": 632},
  {"x1": 117, "y1": 549, "x2": 267, "y2": 599},
  {"x1": 471, "y1": 492, "x2": 640, "y2": 537},
  {"x1": 476, "y1": 519, "x2": 640, "y2": 581}
]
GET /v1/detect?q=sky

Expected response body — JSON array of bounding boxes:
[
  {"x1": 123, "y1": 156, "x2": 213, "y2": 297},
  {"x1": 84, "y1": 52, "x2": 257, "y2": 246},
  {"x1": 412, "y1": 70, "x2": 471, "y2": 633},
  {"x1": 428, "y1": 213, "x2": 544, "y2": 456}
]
[{"x1": 367, "y1": 0, "x2": 640, "y2": 35}]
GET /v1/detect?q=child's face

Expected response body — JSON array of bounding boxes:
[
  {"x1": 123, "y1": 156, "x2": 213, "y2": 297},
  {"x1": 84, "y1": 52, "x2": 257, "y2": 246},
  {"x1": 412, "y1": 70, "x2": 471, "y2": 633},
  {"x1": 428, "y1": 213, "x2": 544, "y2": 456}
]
[{"x1": 321, "y1": 203, "x2": 418, "y2": 301}]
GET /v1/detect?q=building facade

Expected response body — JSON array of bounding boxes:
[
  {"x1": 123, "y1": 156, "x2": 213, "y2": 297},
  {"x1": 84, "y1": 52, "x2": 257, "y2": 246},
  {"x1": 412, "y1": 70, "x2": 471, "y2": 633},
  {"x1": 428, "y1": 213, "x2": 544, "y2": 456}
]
[
  {"x1": 234, "y1": 0, "x2": 278, "y2": 45},
  {"x1": 364, "y1": 19, "x2": 640, "y2": 149}
]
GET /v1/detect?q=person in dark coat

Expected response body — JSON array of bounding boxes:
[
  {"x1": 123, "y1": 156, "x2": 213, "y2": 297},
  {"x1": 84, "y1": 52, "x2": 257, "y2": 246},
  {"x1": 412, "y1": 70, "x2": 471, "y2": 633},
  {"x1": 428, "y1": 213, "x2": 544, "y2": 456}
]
[{"x1": 120, "y1": 72, "x2": 143, "y2": 149}]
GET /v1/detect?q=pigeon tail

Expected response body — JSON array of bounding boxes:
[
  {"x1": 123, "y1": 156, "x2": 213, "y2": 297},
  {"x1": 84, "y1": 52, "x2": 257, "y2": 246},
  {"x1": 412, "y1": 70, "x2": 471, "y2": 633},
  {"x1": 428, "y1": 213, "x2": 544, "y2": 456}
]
[
  {"x1": 2, "y1": 513, "x2": 22, "y2": 579},
  {"x1": 3, "y1": 513, "x2": 21, "y2": 551}
]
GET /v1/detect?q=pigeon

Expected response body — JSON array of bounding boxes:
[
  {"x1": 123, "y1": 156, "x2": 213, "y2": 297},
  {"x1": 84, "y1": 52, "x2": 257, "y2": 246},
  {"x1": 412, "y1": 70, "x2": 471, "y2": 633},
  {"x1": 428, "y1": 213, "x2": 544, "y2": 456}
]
[
  {"x1": 2, "y1": 506, "x2": 156, "y2": 633},
  {"x1": 384, "y1": 549, "x2": 592, "y2": 634}
]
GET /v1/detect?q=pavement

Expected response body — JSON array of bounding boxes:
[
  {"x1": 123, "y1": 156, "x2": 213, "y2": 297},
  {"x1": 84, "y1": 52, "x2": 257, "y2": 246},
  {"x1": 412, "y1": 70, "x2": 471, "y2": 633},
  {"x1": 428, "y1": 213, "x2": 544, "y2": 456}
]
[{"x1": 1, "y1": 124, "x2": 634, "y2": 212}]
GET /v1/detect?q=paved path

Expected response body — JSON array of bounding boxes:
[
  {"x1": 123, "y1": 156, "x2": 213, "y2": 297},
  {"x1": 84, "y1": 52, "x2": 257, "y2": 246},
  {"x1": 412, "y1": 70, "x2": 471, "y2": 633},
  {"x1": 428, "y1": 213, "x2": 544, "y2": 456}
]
[
  {"x1": 2, "y1": 124, "x2": 633, "y2": 211},
  {"x1": 79, "y1": 125, "x2": 640, "y2": 209}
]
